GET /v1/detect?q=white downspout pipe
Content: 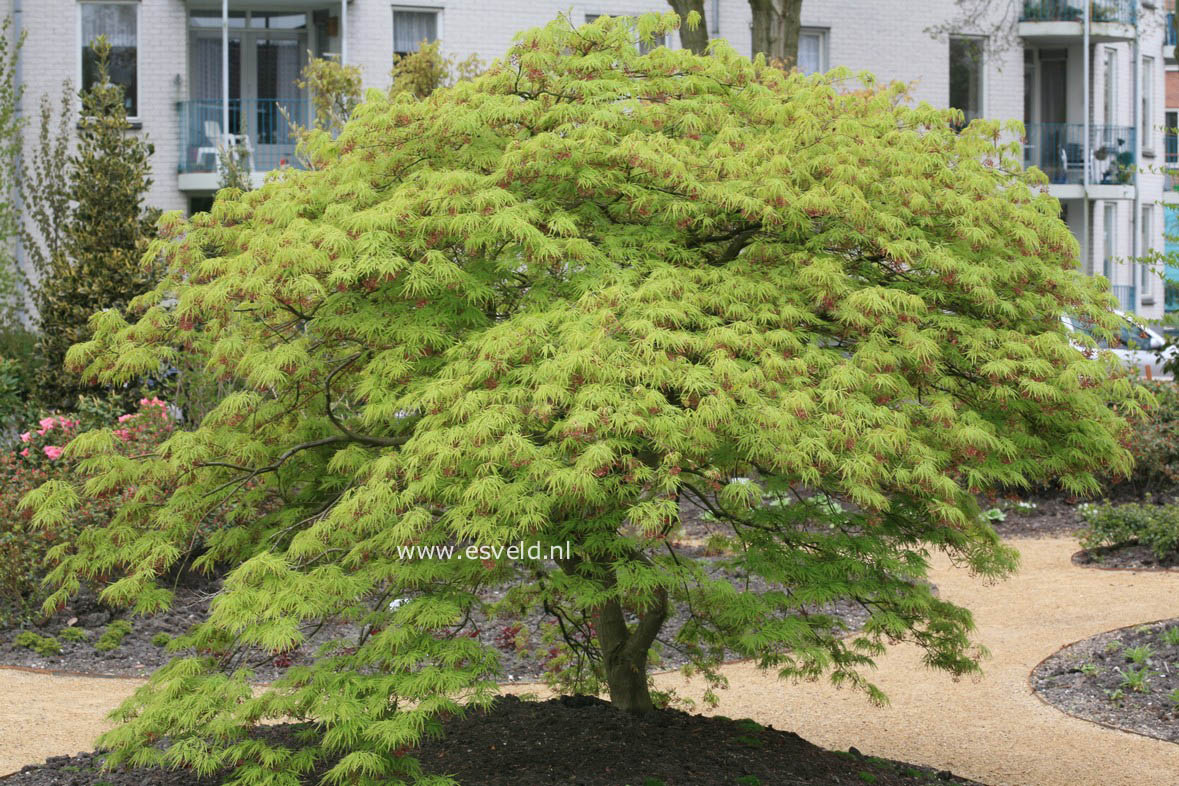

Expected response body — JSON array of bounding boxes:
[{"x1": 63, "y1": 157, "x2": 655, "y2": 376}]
[
  {"x1": 221, "y1": 0, "x2": 229, "y2": 148},
  {"x1": 1083, "y1": 1, "x2": 1092, "y2": 275},
  {"x1": 340, "y1": 0, "x2": 348, "y2": 65},
  {"x1": 1132, "y1": 6, "x2": 1141, "y2": 311}
]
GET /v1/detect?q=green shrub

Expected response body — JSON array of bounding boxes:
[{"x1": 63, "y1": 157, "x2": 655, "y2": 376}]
[
  {"x1": 14, "y1": 630, "x2": 60, "y2": 655},
  {"x1": 30, "y1": 38, "x2": 159, "y2": 409},
  {"x1": 94, "y1": 619, "x2": 131, "y2": 652},
  {"x1": 1111, "y1": 381, "x2": 1179, "y2": 494},
  {"x1": 735, "y1": 777, "x2": 761, "y2": 786},
  {"x1": 0, "y1": 398, "x2": 175, "y2": 625},
  {"x1": 150, "y1": 632, "x2": 170, "y2": 647},
  {"x1": 1079, "y1": 501, "x2": 1179, "y2": 561},
  {"x1": 59, "y1": 625, "x2": 88, "y2": 642}
]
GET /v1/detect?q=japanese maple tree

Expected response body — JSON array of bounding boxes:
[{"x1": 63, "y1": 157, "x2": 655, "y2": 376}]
[{"x1": 24, "y1": 13, "x2": 1145, "y2": 786}]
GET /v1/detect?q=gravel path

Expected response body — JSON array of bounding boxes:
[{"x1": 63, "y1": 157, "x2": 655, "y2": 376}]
[{"x1": 2, "y1": 537, "x2": 1178, "y2": 785}]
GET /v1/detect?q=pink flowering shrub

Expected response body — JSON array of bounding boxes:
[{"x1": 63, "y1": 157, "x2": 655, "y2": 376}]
[{"x1": 0, "y1": 398, "x2": 175, "y2": 624}]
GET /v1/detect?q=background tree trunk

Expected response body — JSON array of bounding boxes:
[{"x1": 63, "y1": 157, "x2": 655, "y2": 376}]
[
  {"x1": 666, "y1": 0, "x2": 709, "y2": 55},
  {"x1": 749, "y1": 0, "x2": 804, "y2": 68},
  {"x1": 594, "y1": 588, "x2": 668, "y2": 714}
]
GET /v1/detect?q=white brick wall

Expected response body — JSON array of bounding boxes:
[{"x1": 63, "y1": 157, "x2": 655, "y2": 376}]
[{"x1": 15, "y1": 0, "x2": 188, "y2": 214}]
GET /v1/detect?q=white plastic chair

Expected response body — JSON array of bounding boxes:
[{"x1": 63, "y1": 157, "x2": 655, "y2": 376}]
[{"x1": 196, "y1": 119, "x2": 253, "y2": 170}]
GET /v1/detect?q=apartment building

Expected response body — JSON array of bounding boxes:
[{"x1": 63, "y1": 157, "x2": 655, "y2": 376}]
[{"x1": 0, "y1": 0, "x2": 1170, "y2": 317}]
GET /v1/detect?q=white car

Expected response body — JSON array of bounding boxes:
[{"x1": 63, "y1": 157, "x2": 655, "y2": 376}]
[{"x1": 1062, "y1": 312, "x2": 1177, "y2": 380}]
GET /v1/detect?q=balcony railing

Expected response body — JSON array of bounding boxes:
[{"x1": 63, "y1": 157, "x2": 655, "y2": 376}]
[
  {"x1": 1019, "y1": 0, "x2": 1136, "y2": 24},
  {"x1": 1112, "y1": 284, "x2": 1137, "y2": 313},
  {"x1": 1023, "y1": 123, "x2": 1136, "y2": 185},
  {"x1": 178, "y1": 98, "x2": 309, "y2": 176}
]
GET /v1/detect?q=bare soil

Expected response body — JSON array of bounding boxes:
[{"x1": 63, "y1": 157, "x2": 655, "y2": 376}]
[
  {"x1": 1031, "y1": 618, "x2": 1179, "y2": 743},
  {"x1": 1, "y1": 694, "x2": 982, "y2": 786}
]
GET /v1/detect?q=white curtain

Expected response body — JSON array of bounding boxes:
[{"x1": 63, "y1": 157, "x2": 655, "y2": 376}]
[
  {"x1": 798, "y1": 32, "x2": 822, "y2": 74},
  {"x1": 81, "y1": 3, "x2": 136, "y2": 48},
  {"x1": 274, "y1": 40, "x2": 302, "y2": 103},
  {"x1": 193, "y1": 38, "x2": 222, "y2": 101},
  {"x1": 393, "y1": 11, "x2": 437, "y2": 54}
]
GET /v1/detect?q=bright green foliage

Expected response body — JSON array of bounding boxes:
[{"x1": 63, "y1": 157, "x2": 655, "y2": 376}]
[
  {"x1": 94, "y1": 618, "x2": 132, "y2": 652},
  {"x1": 14, "y1": 630, "x2": 61, "y2": 656},
  {"x1": 1079, "y1": 500, "x2": 1179, "y2": 561},
  {"x1": 390, "y1": 39, "x2": 483, "y2": 101},
  {"x1": 33, "y1": 37, "x2": 160, "y2": 408},
  {"x1": 29, "y1": 12, "x2": 1148, "y2": 785},
  {"x1": 151, "y1": 632, "x2": 171, "y2": 647},
  {"x1": 297, "y1": 55, "x2": 363, "y2": 137},
  {"x1": 60, "y1": 625, "x2": 89, "y2": 642}
]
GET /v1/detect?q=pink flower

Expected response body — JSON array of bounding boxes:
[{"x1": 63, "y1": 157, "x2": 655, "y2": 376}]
[
  {"x1": 38, "y1": 417, "x2": 55, "y2": 430},
  {"x1": 117, "y1": 413, "x2": 136, "y2": 423},
  {"x1": 36, "y1": 428, "x2": 47, "y2": 436},
  {"x1": 19, "y1": 448, "x2": 28, "y2": 458},
  {"x1": 19, "y1": 432, "x2": 29, "y2": 443},
  {"x1": 43, "y1": 445, "x2": 63, "y2": 461},
  {"x1": 113, "y1": 429, "x2": 131, "y2": 441}
]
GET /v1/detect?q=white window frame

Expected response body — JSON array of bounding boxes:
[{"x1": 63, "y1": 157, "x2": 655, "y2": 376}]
[
  {"x1": 1103, "y1": 201, "x2": 1116, "y2": 280},
  {"x1": 77, "y1": 0, "x2": 141, "y2": 122},
  {"x1": 1141, "y1": 204, "x2": 1155, "y2": 298},
  {"x1": 1142, "y1": 55, "x2": 1155, "y2": 154},
  {"x1": 392, "y1": 5, "x2": 443, "y2": 59},
  {"x1": 797, "y1": 27, "x2": 828, "y2": 75}
]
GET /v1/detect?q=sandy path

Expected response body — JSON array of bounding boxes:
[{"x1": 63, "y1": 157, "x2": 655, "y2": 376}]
[
  {"x1": 2, "y1": 537, "x2": 1177, "y2": 784},
  {"x1": 0, "y1": 669, "x2": 141, "y2": 776},
  {"x1": 647, "y1": 537, "x2": 1179, "y2": 786}
]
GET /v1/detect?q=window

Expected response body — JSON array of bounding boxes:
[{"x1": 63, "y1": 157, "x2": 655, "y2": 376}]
[
  {"x1": 80, "y1": 1, "x2": 138, "y2": 117},
  {"x1": 949, "y1": 36, "x2": 984, "y2": 125},
  {"x1": 1142, "y1": 56, "x2": 1155, "y2": 151},
  {"x1": 393, "y1": 8, "x2": 439, "y2": 59},
  {"x1": 797, "y1": 29, "x2": 827, "y2": 75},
  {"x1": 1103, "y1": 48, "x2": 1117, "y2": 127},
  {"x1": 1167, "y1": 110, "x2": 1178, "y2": 165},
  {"x1": 1142, "y1": 205, "x2": 1155, "y2": 298},
  {"x1": 1103, "y1": 202, "x2": 1117, "y2": 279},
  {"x1": 584, "y1": 14, "x2": 665, "y2": 54}
]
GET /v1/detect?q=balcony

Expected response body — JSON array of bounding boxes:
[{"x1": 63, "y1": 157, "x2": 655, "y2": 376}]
[
  {"x1": 178, "y1": 99, "x2": 308, "y2": 192},
  {"x1": 1018, "y1": 0, "x2": 1137, "y2": 42},
  {"x1": 1023, "y1": 123, "x2": 1137, "y2": 198}
]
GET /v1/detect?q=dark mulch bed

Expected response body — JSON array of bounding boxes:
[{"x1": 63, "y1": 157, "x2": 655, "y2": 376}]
[
  {"x1": 1071, "y1": 544, "x2": 1179, "y2": 571},
  {"x1": 1, "y1": 694, "x2": 984, "y2": 786},
  {"x1": 0, "y1": 550, "x2": 870, "y2": 684},
  {"x1": 1031, "y1": 618, "x2": 1179, "y2": 743},
  {"x1": 978, "y1": 496, "x2": 1085, "y2": 539}
]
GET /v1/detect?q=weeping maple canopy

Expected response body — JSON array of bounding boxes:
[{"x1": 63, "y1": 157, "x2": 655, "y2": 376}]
[{"x1": 25, "y1": 12, "x2": 1145, "y2": 786}]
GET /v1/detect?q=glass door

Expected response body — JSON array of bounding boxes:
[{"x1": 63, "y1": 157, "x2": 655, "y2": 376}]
[
  {"x1": 248, "y1": 32, "x2": 305, "y2": 167},
  {"x1": 188, "y1": 11, "x2": 307, "y2": 172}
]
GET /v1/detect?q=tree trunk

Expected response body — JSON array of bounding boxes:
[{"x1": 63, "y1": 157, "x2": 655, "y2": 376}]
[
  {"x1": 666, "y1": 0, "x2": 709, "y2": 55},
  {"x1": 594, "y1": 588, "x2": 669, "y2": 714},
  {"x1": 749, "y1": 0, "x2": 804, "y2": 68}
]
